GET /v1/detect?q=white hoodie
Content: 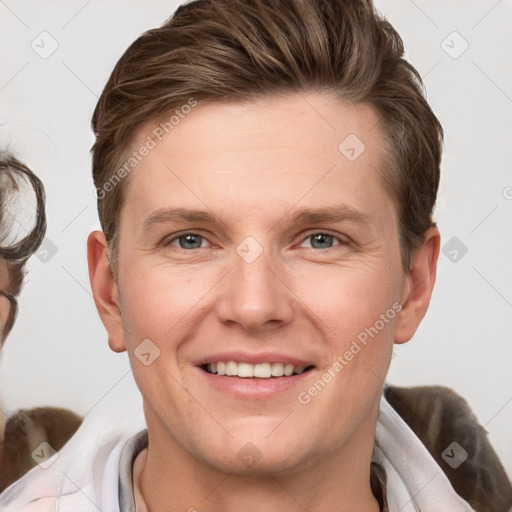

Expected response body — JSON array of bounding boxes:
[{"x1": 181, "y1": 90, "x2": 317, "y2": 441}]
[{"x1": 0, "y1": 396, "x2": 474, "y2": 512}]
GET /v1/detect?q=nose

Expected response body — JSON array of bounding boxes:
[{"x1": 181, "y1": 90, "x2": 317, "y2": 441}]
[{"x1": 215, "y1": 243, "x2": 294, "y2": 333}]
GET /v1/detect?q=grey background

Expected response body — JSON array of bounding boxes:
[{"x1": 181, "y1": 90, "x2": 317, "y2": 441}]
[{"x1": 0, "y1": 0, "x2": 511, "y2": 477}]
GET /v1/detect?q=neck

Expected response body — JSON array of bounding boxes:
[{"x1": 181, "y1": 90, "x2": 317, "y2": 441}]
[{"x1": 139, "y1": 412, "x2": 380, "y2": 512}]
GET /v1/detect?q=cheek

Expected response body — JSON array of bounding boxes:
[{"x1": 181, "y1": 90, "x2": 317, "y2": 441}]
[
  {"x1": 290, "y1": 261, "x2": 401, "y2": 346},
  {"x1": 121, "y1": 266, "x2": 196, "y2": 334},
  {"x1": 0, "y1": 301, "x2": 10, "y2": 330},
  {"x1": 118, "y1": 262, "x2": 224, "y2": 366}
]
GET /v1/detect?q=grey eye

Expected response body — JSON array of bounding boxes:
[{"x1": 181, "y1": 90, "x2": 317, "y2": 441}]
[
  {"x1": 309, "y1": 233, "x2": 334, "y2": 249},
  {"x1": 176, "y1": 234, "x2": 204, "y2": 249}
]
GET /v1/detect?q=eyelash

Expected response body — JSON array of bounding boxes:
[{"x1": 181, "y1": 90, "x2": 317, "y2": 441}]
[{"x1": 163, "y1": 230, "x2": 349, "y2": 251}]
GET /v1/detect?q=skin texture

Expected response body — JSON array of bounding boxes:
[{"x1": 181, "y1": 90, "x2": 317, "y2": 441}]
[
  {"x1": 0, "y1": 259, "x2": 10, "y2": 447},
  {"x1": 0, "y1": 261, "x2": 11, "y2": 342},
  {"x1": 88, "y1": 92, "x2": 440, "y2": 512}
]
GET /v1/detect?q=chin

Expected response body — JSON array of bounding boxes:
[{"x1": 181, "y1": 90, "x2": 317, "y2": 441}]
[
  {"x1": 192, "y1": 432, "x2": 314, "y2": 477},
  {"x1": 204, "y1": 449, "x2": 306, "y2": 477}
]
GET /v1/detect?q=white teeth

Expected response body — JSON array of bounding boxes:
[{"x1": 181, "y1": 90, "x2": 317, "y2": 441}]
[
  {"x1": 206, "y1": 361, "x2": 308, "y2": 378},
  {"x1": 283, "y1": 364, "x2": 294, "y2": 377},
  {"x1": 254, "y1": 363, "x2": 272, "y2": 378},
  {"x1": 237, "y1": 362, "x2": 254, "y2": 378},
  {"x1": 225, "y1": 361, "x2": 238, "y2": 376},
  {"x1": 271, "y1": 362, "x2": 284, "y2": 377}
]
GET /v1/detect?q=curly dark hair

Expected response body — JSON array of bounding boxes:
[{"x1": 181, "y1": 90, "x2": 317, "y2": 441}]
[{"x1": 0, "y1": 153, "x2": 46, "y2": 340}]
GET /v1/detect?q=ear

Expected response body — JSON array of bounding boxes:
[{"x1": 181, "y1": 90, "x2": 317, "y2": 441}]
[
  {"x1": 87, "y1": 231, "x2": 126, "y2": 353},
  {"x1": 394, "y1": 227, "x2": 440, "y2": 345}
]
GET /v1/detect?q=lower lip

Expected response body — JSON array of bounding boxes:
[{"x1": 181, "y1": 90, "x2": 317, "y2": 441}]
[{"x1": 197, "y1": 367, "x2": 313, "y2": 400}]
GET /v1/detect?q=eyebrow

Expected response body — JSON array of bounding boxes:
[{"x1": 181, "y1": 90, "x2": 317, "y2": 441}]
[
  {"x1": 142, "y1": 204, "x2": 372, "y2": 232},
  {"x1": 143, "y1": 208, "x2": 217, "y2": 231},
  {"x1": 282, "y1": 204, "x2": 372, "y2": 228}
]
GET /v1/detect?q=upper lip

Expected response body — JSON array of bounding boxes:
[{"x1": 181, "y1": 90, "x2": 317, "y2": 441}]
[{"x1": 195, "y1": 352, "x2": 314, "y2": 367}]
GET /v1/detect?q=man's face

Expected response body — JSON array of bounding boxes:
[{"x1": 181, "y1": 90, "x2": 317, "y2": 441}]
[{"x1": 110, "y1": 93, "x2": 411, "y2": 473}]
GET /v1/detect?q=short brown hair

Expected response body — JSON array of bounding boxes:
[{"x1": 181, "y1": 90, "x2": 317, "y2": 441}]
[{"x1": 92, "y1": 0, "x2": 443, "y2": 274}]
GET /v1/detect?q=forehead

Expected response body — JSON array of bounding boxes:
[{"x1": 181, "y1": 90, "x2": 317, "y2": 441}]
[{"x1": 121, "y1": 92, "x2": 394, "y2": 229}]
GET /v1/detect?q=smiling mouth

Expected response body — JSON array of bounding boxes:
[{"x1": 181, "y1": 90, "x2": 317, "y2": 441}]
[{"x1": 201, "y1": 361, "x2": 314, "y2": 379}]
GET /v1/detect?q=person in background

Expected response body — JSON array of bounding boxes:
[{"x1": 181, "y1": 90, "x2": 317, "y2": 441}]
[{"x1": 0, "y1": 152, "x2": 82, "y2": 491}]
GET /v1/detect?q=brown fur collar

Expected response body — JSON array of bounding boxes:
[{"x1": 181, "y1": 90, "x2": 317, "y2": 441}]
[{"x1": 385, "y1": 385, "x2": 512, "y2": 512}]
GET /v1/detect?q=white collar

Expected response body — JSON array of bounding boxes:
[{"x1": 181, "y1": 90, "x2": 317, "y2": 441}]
[{"x1": 374, "y1": 395, "x2": 475, "y2": 511}]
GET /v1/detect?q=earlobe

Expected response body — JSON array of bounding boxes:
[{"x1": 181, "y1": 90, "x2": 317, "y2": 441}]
[
  {"x1": 394, "y1": 227, "x2": 440, "y2": 345},
  {"x1": 87, "y1": 231, "x2": 126, "y2": 353}
]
